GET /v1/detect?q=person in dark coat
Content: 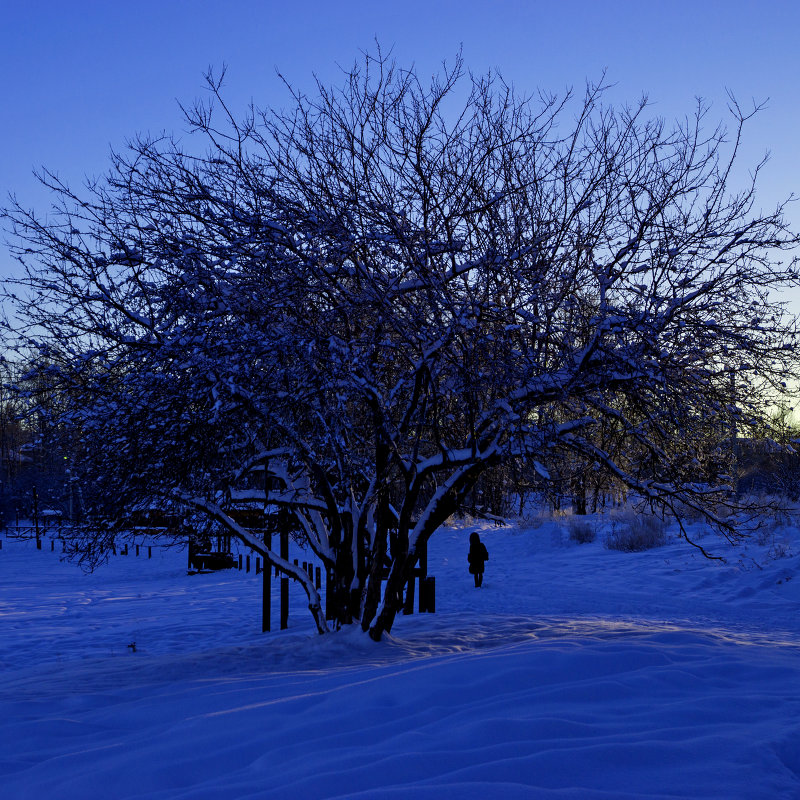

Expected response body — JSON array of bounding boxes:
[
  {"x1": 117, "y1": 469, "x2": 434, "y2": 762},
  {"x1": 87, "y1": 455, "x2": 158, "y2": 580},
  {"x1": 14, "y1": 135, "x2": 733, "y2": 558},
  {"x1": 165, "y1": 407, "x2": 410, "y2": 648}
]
[{"x1": 468, "y1": 531, "x2": 489, "y2": 587}]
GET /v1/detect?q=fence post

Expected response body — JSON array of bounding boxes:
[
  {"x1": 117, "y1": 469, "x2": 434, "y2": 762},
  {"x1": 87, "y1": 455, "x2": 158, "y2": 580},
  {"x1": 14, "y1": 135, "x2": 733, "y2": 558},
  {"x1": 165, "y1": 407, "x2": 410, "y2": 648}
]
[
  {"x1": 262, "y1": 532, "x2": 271, "y2": 633},
  {"x1": 246, "y1": 555, "x2": 251, "y2": 573},
  {"x1": 280, "y1": 528, "x2": 289, "y2": 629},
  {"x1": 33, "y1": 486, "x2": 41, "y2": 549},
  {"x1": 148, "y1": 546, "x2": 152, "y2": 559},
  {"x1": 256, "y1": 557, "x2": 261, "y2": 575},
  {"x1": 325, "y1": 566, "x2": 333, "y2": 620},
  {"x1": 419, "y1": 577, "x2": 435, "y2": 613},
  {"x1": 315, "y1": 566, "x2": 321, "y2": 590},
  {"x1": 417, "y1": 539, "x2": 428, "y2": 613}
]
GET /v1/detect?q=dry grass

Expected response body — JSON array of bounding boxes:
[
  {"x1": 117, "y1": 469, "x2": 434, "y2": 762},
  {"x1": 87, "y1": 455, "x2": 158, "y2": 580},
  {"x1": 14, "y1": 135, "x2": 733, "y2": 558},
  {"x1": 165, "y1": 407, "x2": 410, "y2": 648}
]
[
  {"x1": 567, "y1": 517, "x2": 596, "y2": 544},
  {"x1": 606, "y1": 511, "x2": 668, "y2": 552}
]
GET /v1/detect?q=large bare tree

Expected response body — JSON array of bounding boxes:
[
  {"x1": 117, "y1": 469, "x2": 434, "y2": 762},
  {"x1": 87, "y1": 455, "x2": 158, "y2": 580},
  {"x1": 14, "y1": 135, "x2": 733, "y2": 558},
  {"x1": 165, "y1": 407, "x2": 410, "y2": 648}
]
[{"x1": 3, "y1": 51, "x2": 798, "y2": 638}]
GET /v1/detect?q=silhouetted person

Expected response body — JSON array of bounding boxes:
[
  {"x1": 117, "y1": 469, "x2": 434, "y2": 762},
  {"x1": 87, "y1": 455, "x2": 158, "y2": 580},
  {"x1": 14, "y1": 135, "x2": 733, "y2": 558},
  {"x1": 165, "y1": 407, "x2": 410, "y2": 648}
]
[{"x1": 468, "y1": 531, "x2": 489, "y2": 587}]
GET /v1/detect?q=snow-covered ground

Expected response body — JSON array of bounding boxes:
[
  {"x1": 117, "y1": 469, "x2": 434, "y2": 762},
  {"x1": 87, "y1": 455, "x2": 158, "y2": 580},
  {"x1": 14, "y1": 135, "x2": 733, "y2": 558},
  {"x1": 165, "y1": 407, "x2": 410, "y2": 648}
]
[{"x1": 1, "y1": 513, "x2": 799, "y2": 799}]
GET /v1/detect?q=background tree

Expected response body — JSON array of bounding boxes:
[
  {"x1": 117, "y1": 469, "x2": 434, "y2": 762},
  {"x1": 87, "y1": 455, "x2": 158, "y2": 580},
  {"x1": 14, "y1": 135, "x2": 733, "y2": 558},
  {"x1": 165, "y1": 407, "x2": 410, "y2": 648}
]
[
  {"x1": 0, "y1": 356, "x2": 72, "y2": 525},
  {"x1": 3, "y1": 51, "x2": 798, "y2": 639},
  {"x1": 0, "y1": 359, "x2": 30, "y2": 523}
]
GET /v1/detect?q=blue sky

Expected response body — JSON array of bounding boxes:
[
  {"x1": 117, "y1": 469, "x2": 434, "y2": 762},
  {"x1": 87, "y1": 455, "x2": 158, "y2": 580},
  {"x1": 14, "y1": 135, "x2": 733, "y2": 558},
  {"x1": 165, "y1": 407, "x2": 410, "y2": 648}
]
[{"x1": 2, "y1": 0, "x2": 798, "y2": 304}]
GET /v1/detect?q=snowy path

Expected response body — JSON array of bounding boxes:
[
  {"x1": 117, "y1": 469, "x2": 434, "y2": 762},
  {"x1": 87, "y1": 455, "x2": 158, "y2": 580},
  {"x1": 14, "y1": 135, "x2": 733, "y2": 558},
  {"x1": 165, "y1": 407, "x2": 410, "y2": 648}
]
[{"x1": 1, "y1": 517, "x2": 800, "y2": 798}]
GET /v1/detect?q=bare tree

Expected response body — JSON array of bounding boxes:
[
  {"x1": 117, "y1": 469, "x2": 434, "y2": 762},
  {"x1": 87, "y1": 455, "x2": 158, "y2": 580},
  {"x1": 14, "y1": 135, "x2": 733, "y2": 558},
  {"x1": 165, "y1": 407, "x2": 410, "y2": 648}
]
[{"x1": 3, "y1": 50, "x2": 798, "y2": 638}]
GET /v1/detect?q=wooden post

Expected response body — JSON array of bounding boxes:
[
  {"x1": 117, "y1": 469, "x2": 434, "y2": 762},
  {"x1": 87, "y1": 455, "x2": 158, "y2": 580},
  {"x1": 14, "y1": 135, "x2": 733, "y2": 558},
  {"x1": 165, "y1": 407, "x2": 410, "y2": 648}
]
[
  {"x1": 315, "y1": 565, "x2": 321, "y2": 590},
  {"x1": 280, "y1": 528, "x2": 289, "y2": 629},
  {"x1": 325, "y1": 566, "x2": 333, "y2": 620},
  {"x1": 136, "y1": 544, "x2": 140, "y2": 556},
  {"x1": 424, "y1": 577, "x2": 436, "y2": 613},
  {"x1": 238, "y1": 553, "x2": 242, "y2": 570},
  {"x1": 51, "y1": 539, "x2": 55, "y2": 552},
  {"x1": 148, "y1": 546, "x2": 152, "y2": 559},
  {"x1": 246, "y1": 554, "x2": 251, "y2": 573},
  {"x1": 418, "y1": 539, "x2": 428, "y2": 613},
  {"x1": 256, "y1": 557, "x2": 261, "y2": 575},
  {"x1": 33, "y1": 486, "x2": 41, "y2": 549},
  {"x1": 262, "y1": 532, "x2": 271, "y2": 633}
]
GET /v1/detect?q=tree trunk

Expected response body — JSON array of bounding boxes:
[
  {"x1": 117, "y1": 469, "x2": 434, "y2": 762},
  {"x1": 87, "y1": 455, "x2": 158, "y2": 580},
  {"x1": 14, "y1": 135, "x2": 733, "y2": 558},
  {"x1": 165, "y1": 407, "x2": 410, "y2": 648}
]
[
  {"x1": 368, "y1": 552, "x2": 412, "y2": 641},
  {"x1": 360, "y1": 525, "x2": 387, "y2": 631}
]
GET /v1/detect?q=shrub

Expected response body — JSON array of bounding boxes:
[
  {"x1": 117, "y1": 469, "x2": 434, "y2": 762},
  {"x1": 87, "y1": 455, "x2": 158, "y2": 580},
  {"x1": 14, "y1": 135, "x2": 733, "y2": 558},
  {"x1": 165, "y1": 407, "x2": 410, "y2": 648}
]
[
  {"x1": 567, "y1": 517, "x2": 596, "y2": 544},
  {"x1": 606, "y1": 512, "x2": 668, "y2": 552}
]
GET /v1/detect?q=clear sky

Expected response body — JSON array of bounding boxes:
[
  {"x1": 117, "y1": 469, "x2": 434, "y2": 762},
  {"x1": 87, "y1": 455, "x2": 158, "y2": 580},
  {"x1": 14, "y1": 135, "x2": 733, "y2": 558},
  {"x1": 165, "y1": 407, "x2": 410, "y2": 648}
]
[{"x1": 1, "y1": 0, "x2": 798, "y2": 305}]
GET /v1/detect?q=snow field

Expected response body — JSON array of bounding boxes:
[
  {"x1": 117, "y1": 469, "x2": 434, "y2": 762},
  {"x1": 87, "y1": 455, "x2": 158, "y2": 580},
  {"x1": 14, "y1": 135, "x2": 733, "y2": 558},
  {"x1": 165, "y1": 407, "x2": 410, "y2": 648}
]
[{"x1": 1, "y1": 515, "x2": 799, "y2": 798}]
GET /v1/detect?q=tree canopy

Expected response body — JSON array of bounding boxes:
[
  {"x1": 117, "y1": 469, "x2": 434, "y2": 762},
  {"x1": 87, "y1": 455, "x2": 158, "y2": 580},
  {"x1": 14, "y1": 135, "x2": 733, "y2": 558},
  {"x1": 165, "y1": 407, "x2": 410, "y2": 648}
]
[{"x1": 3, "y1": 51, "x2": 799, "y2": 638}]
